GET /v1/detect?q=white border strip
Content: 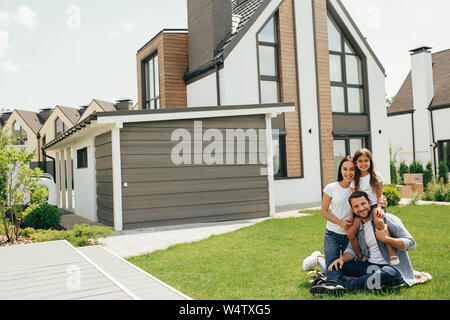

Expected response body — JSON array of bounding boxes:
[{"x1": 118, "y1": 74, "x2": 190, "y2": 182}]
[
  {"x1": 97, "y1": 106, "x2": 296, "y2": 125},
  {"x1": 63, "y1": 241, "x2": 140, "y2": 300},
  {"x1": 98, "y1": 245, "x2": 193, "y2": 300}
]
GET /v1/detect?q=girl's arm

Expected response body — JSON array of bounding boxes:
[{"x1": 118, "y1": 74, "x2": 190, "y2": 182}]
[{"x1": 321, "y1": 194, "x2": 350, "y2": 229}]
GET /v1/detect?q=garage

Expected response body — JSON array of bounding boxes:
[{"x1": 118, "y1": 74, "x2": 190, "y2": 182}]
[{"x1": 44, "y1": 103, "x2": 294, "y2": 231}]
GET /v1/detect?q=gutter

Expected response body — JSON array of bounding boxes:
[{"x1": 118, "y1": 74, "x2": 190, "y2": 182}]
[
  {"x1": 428, "y1": 103, "x2": 438, "y2": 175},
  {"x1": 42, "y1": 148, "x2": 56, "y2": 179}
]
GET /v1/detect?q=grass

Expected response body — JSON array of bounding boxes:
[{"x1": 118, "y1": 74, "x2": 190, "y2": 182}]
[{"x1": 127, "y1": 205, "x2": 450, "y2": 300}]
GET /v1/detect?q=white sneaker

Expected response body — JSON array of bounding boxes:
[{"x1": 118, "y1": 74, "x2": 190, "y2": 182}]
[{"x1": 302, "y1": 251, "x2": 323, "y2": 271}]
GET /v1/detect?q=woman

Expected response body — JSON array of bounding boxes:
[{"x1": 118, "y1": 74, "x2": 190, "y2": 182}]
[{"x1": 302, "y1": 156, "x2": 355, "y2": 280}]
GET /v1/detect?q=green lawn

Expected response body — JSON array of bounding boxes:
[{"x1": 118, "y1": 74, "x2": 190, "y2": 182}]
[{"x1": 127, "y1": 205, "x2": 450, "y2": 300}]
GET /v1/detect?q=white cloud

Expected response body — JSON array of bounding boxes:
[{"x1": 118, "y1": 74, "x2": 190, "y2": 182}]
[
  {"x1": 0, "y1": 60, "x2": 32, "y2": 72},
  {"x1": 122, "y1": 22, "x2": 136, "y2": 32},
  {"x1": 13, "y1": 5, "x2": 37, "y2": 28},
  {"x1": 0, "y1": 31, "x2": 9, "y2": 58}
]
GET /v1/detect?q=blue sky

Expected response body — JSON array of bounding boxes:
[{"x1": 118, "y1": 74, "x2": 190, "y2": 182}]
[{"x1": 0, "y1": 0, "x2": 449, "y2": 112}]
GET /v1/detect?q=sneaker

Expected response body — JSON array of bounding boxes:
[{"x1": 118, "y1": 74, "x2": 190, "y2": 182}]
[
  {"x1": 302, "y1": 251, "x2": 323, "y2": 271},
  {"x1": 310, "y1": 276, "x2": 327, "y2": 286},
  {"x1": 310, "y1": 281, "x2": 346, "y2": 296}
]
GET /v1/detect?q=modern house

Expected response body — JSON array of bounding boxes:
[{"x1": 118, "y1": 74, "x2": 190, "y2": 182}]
[
  {"x1": 135, "y1": 0, "x2": 390, "y2": 206},
  {"x1": 388, "y1": 47, "x2": 450, "y2": 173},
  {"x1": 43, "y1": 0, "x2": 390, "y2": 231}
]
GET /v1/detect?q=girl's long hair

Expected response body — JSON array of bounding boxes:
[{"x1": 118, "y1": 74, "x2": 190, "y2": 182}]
[
  {"x1": 353, "y1": 148, "x2": 379, "y2": 193},
  {"x1": 337, "y1": 156, "x2": 353, "y2": 182}
]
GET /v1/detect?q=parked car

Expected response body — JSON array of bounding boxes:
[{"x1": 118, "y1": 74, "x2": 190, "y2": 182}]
[{"x1": 36, "y1": 173, "x2": 57, "y2": 206}]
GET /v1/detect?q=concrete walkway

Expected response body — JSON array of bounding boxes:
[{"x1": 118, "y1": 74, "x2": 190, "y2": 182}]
[{"x1": 100, "y1": 210, "x2": 313, "y2": 258}]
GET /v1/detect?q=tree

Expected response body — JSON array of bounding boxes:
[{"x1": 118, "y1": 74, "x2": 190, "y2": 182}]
[
  {"x1": 398, "y1": 161, "x2": 409, "y2": 185},
  {"x1": 438, "y1": 161, "x2": 449, "y2": 184},
  {"x1": 0, "y1": 131, "x2": 48, "y2": 243},
  {"x1": 423, "y1": 162, "x2": 434, "y2": 188},
  {"x1": 390, "y1": 160, "x2": 398, "y2": 185}
]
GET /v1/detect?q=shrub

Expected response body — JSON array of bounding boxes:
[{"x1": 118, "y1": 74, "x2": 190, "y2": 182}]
[
  {"x1": 21, "y1": 224, "x2": 114, "y2": 247},
  {"x1": 383, "y1": 185, "x2": 402, "y2": 207},
  {"x1": 398, "y1": 161, "x2": 409, "y2": 185},
  {"x1": 409, "y1": 161, "x2": 424, "y2": 174},
  {"x1": 23, "y1": 204, "x2": 61, "y2": 230},
  {"x1": 423, "y1": 162, "x2": 434, "y2": 188},
  {"x1": 438, "y1": 162, "x2": 449, "y2": 184},
  {"x1": 390, "y1": 160, "x2": 398, "y2": 185},
  {"x1": 422, "y1": 181, "x2": 450, "y2": 202}
]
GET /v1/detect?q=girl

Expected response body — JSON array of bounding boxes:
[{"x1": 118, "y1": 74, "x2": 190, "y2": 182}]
[
  {"x1": 302, "y1": 157, "x2": 355, "y2": 282},
  {"x1": 347, "y1": 148, "x2": 399, "y2": 266}
]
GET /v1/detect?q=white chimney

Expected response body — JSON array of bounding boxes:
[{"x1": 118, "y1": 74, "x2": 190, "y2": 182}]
[{"x1": 409, "y1": 46, "x2": 435, "y2": 165}]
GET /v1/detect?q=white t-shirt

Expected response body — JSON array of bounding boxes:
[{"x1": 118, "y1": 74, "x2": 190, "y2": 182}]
[
  {"x1": 363, "y1": 221, "x2": 388, "y2": 265},
  {"x1": 323, "y1": 182, "x2": 352, "y2": 235},
  {"x1": 351, "y1": 171, "x2": 383, "y2": 205}
]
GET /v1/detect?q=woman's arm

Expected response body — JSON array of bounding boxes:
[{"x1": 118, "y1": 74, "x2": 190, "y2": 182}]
[{"x1": 321, "y1": 194, "x2": 349, "y2": 229}]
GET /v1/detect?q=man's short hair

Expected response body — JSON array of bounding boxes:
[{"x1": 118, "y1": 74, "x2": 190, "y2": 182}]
[{"x1": 348, "y1": 191, "x2": 370, "y2": 207}]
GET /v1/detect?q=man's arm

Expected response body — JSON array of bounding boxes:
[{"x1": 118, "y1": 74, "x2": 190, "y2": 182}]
[
  {"x1": 375, "y1": 226, "x2": 405, "y2": 250},
  {"x1": 378, "y1": 214, "x2": 416, "y2": 251},
  {"x1": 328, "y1": 252, "x2": 355, "y2": 272}
]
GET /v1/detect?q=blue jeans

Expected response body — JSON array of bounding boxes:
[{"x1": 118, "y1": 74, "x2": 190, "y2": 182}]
[
  {"x1": 340, "y1": 260, "x2": 403, "y2": 290},
  {"x1": 324, "y1": 229, "x2": 349, "y2": 282}
]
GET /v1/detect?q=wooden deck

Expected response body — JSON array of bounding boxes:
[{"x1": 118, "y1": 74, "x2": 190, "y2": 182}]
[{"x1": 0, "y1": 240, "x2": 190, "y2": 300}]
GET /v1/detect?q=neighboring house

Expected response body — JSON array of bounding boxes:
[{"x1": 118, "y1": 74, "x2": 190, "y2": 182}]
[
  {"x1": 1, "y1": 109, "x2": 50, "y2": 161},
  {"x1": 135, "y1": 0, "x2": 390, "y2": 206},
  {"x1": 78, "y1": 99, "x2": 131, "y2": 122},
  {"x1": 388, "y1": 47, "x2": 450, "y2": 173}
]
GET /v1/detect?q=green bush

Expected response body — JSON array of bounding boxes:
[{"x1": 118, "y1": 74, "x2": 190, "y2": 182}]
[
  {"x1": 23, "y1": 204, "x2": 61, "y2": 230},
  {"x1": 438, "y1": 162, "x2": 449, "y2": 184},
  {"x1": 390, "y1": 160, "x2": 398, "y2": 185},
  {"x1": 21, "y1": 224, "x2": 114, "y2": 247},
  {"x1": 409, "y1": 161, "x2": 424, "y2": 174},
  {"x1": 383, "y1": 185, "x2": 402, "y2": 207},
  {"x1": 422, "y1": 181, "x2": 450, "y2": 202},
  {"x1": 423, "y1": 162, "x2": 434, "y2": 188},
  {"x1": 398, "y1": 161, "x2": 409, "y2": 185}
]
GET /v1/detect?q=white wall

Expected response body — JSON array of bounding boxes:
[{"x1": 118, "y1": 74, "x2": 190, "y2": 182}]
[
  {"x1": 329, "y1": 0, "x2": 390, "y2": 184},
  {"x1": 387, "y1": 114, "x2": 414, "y2": 165},
  {"x1": 433, "y1": 108, "x2": 450, "y2": 142},
  {"x1": 73, "y1": 136, "x2": 97, "y2": 222},
  {"x1": 187, "y1": 72, "x2": 218, "y2": 107}
]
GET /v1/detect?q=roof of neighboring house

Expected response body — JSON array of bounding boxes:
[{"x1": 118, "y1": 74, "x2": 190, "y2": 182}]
[
  {"x1": 57, "y1": 106, "x2": 82, "y2": 124},
  {"x1": 15, "y1": 110, "x2": 47, "y2": 134},
  {"x1": 93, "y1": 99, "x2": 117, "y2": 112},
  {"x1": 388, "y1": 49, "x2": 450, "y2": 116}
]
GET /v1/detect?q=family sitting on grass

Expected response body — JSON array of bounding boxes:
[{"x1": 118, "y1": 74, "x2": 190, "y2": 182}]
[{"x1": 303, "y1": 148, "x2": 419, "y2": 296}]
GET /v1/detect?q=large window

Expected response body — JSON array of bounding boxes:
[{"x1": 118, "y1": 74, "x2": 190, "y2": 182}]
[
  {"x1": 143, "y1": 54, "x2": 160, "y2": 110},
  {"x1": 328, "y1": 15, "x2": 365, "y2": 114},
  {"x1": 438, "y1": 140, "x2": 450, "y2": 170},
  {"x1": 77, "y1": 147, "x2": 88, "y2": 169},
  {"x1": 13, "y1": 121, "x2": 27, "y2": 146},
  {"x1": 257, "y1": 14, "x2": 287, "y2": 178},
  {"x1": 333, "y1": 137, "x2": 366, "y2": 178},
  {"x1": 55, "y1": 118, "x2": 67, "y2": 138}
]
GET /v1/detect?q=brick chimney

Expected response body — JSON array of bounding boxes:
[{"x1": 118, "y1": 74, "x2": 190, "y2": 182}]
[
  {"x1": 187, "y1": 0, "x2": 232, "y2": 72},
  {"x1": 409, "y1": 46, "x2": 435, "y2": 164}
]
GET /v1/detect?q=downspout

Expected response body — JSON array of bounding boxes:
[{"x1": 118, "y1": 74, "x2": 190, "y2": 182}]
[
  {"x1": 411, "y1": 111, "x2": 416, "y2": 164},
  {"x1": 429, "y1": 107, "x2": 438, "y2": 175},
  {"x1": 42, "y1": 148, "x2": 56, "y2": 179},
  {"x1": 214, "y1": 56, "x2": 224, "y2": 106}
]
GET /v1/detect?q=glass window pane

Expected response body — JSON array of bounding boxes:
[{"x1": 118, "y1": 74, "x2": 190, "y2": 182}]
[
  {"x1": 327, "y1": 16, "x2": 341, "y2": 52},
  {"x1": 148, "y1": 59, "x2": 155, "y2": 99},
  {"x1": 334, "y1": 140, "x2": 347, "y2": 178},
  {"x1": 349, "y1": 138, "x2": 363, "y2": 156},
  {"x1": 272, "y1": 136, "x2": 280, "y2": 176},
  {"x1": 259, "y1": 46, "x2": 277, "y2": 76},
  {"x1": 156, "y1": 98, "x2": 160, "y2": 109},
  {"x1": 331, "y1": 86, "x2": 345, "y2": 112},
  {"x1": 347, "y1": 87, "x2": 364, "y2": 113},
  {"x1": 258, "y1": 17, "x2": 275, "y2": 43},
  {"x1": 260, "y1": 81, "x2": 279, "y2": 104},
  {"x1": 150, "y1": 100, "x2": 155, "y2": 110},
  {"x1": 329, "y1": 54, "x2": 342, "y2": 82},
  {"x1": 345, "y1": 40, "x2": 354, "y2": 54},
  {"x1": 346, "y1": 55, "x2": 363, "y2": 85},
  {"x1": 154, "y1": 55, "x2": 160, "y2": 97}
]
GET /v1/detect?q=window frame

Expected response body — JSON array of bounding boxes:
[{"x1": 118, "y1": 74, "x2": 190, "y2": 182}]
[
  {"x1": 142, "y1": 52, "x2": 161, "y2": 110},
  {"x1": 55, "y1": 117, "x2": 66, "y2": 138},
  {"x1": 333, "y1": 136, "x2": 368, "y2": 177},
  {"x1": 76, "y1": 147, "x2": 88, "y2": 169},
  {"x1": 438, "y1": 139, "x2": 450, "y2": 169},
  {"x1": 328, "y1": 14, "x2": 367, "y2": 115},
  {"x1": 13, "y1": 121, "x2": 27, "y2": 146}
]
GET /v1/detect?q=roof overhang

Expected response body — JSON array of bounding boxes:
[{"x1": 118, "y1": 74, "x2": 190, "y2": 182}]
[{"x1": 44, "y1": 103, "x2": 295, "y2": 151}]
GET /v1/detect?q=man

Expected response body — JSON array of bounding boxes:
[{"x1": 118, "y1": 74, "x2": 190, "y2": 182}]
[{"x1": 310, "y1": 191, "x2": 417, "y2": 295}]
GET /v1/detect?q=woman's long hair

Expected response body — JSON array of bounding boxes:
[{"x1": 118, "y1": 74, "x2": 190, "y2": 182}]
[
  {"x1": 337, "y1": 156, "x2": 353, "y2": 182},
  {"x1": 353, "y1": 148, "x2": 379, "y2": 193}
]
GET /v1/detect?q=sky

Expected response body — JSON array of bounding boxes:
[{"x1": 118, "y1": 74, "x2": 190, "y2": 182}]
[{"x1": 0, "y1": 0, "x2": 449, "y2": 113}]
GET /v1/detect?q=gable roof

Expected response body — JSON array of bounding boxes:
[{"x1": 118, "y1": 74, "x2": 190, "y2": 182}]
[
  {"x1": 57, "y1": 106, "x2": 82, "y2": 125},
  {"x1": 15, "y1": 110, "x2": 46, "y2": 134},
  {"x1": 93, "y1": 99, "x2": 117, "y2": 112},
  {"x1": 388, "y1": 49, "x2": 450, "y2": 116}
]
